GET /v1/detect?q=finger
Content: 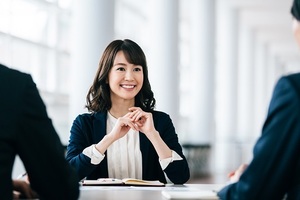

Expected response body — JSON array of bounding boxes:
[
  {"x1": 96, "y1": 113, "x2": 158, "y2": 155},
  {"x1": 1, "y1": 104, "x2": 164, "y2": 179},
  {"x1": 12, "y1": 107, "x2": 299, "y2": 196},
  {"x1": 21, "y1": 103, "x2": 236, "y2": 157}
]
[
  {"x1": 13, "y1": 191, "x2": 21, "y2": 199},
  {"x1": 228, "y1": 171, "x2": 235, "y2": 178},
  {"x1": 20, "y1": 183, "x2": 34, "y2": 198},
  {"x1": 135, "y1": 120, "x2": 143, "y2": 126},
  {"x1": 132, "y1": 112, "x2": 143, "y2": 122},
  {"x1": 123, "y1": 121, "x2": 139, "y2": 131},
  {"x1": 127, "y1": 109, "x2": 139, "y2": 119},
  {"x1": 237, "y1": 164, "x2": 247, "y2": 173},
  {"x1": 134, "y1": 123, "x2": 141, "y2": 131},
  {"x1": 128, "y1": 107, "x2": 140, "y2": 112},
  {"x1": 126, "y1": 110, "x2": 139, "y2": 120}
]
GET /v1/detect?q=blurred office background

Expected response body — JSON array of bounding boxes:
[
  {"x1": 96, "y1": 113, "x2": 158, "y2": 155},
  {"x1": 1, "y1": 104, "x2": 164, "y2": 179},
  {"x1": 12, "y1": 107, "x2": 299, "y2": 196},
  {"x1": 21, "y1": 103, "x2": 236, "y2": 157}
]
[{"x1": 1, "y1": 0, "x2": 299, "y2": 181}]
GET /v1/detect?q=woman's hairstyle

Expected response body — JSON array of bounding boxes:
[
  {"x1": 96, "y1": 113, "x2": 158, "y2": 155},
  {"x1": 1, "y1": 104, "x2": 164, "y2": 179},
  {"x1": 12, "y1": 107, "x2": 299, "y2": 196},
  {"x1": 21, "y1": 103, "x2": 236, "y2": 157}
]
[{"x1": 86, "y1": 39, "x2": 156, "y2": 113}]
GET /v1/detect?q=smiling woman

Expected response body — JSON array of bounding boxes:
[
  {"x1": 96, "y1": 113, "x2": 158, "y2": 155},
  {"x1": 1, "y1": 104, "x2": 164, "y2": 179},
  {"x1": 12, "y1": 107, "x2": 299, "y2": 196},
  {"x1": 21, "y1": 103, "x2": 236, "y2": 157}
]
[{"x1": 65, "y1": 39, "x2": 190, "y2": 185}]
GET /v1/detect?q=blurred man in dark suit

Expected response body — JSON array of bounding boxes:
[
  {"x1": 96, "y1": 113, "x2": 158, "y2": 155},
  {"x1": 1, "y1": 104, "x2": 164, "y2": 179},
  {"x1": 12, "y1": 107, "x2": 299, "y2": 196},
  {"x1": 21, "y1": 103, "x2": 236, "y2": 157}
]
[
  {"x1": 217, "y1": 0, "x2": 300, "y2": 199},
  {"x1": 0, "y1": 63, "x2": 79, "y2": 199}
]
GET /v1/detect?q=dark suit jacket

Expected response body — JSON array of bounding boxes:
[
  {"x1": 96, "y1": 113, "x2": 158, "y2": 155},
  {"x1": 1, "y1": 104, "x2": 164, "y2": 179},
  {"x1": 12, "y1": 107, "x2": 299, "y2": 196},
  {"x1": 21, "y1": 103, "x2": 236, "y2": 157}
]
[
  {"x1": 218, "y1": 73, "x2": 300, "y2": 200},
  {"x1": 66, "y1": 111, "x2": 190, "y2": 184},
  {"x1": 0, "y1": 64, "x2": 79, "y2": 200}
]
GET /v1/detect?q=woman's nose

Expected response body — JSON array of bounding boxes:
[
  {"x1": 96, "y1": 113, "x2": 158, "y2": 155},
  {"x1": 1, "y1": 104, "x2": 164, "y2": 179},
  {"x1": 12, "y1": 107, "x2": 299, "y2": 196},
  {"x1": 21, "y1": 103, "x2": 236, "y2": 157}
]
[{"x1": 124, "y1": 71, "x2": 134, "y2": 80}]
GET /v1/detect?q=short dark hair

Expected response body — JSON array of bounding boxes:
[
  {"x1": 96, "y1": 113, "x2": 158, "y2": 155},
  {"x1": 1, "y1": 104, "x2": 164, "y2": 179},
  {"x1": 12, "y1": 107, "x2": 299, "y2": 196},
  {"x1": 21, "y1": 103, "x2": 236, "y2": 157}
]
[
  {"x1": 86, "y1": 39, "x2": 156, "y2": 112},
  {"x1": 291, "y1": 0, "x2": 300, "y2": 21}
]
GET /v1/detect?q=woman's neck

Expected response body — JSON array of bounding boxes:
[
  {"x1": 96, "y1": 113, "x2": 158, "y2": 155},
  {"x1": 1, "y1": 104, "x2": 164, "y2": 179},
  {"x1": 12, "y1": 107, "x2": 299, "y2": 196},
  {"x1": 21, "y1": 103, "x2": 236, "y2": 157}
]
[{"x1": 109, "y1": 100, "x2": 134, "y2": 118}]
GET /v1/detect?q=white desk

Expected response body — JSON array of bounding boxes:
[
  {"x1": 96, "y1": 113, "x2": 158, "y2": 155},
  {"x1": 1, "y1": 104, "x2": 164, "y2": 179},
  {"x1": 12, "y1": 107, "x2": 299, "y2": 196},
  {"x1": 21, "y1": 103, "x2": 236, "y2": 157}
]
[{"x1": 79, "y1": 184, "x2": 224, "y2": 200}]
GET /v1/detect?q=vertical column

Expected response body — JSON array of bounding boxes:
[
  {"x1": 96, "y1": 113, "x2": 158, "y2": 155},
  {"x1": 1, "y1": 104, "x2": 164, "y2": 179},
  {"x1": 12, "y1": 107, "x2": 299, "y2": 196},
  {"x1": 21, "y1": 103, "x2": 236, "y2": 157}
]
[
  {"x1": 236, "y1": 23, "x2": 255, "y2": 163},
  {"x1": 68, "y1": 0, "x2": 115, "y2": 143},
  {"x1": 189, "y1": 0, "x2": 216, "y2": 144},
  {"x1": 214, "y1": 0, "x2": 239, "y2": 173},
  {"x1": 147, "y1": 0, "x2": 179, "y2": 126},
  {"x1": 253, "y1": 41, "x2": 268, "y2": 137}
]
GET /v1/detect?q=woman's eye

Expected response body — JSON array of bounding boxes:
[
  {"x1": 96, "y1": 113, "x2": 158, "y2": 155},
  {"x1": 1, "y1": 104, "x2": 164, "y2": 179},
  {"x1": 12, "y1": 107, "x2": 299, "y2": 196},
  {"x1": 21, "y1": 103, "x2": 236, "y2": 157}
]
[
  {"x1": 116, "y1": 67, "x2": 125, "y2": 71},
  {"x1": 133, "y1": 68, "x2": 142, "y2": 72}
]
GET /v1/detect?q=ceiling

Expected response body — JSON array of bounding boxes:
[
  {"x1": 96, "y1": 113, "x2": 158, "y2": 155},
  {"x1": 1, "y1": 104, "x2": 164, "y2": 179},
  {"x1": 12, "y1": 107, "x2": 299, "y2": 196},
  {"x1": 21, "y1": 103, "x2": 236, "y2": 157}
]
[{"x1": 228, "y1": 0, "x2": 300, "y2": 71}]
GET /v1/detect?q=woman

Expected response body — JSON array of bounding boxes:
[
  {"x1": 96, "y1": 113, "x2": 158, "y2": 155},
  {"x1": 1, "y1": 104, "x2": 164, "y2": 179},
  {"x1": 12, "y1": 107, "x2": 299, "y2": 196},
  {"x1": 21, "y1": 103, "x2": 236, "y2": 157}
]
[{"x1": 66, "y1": 39, "x2": 190, "y2": 184}]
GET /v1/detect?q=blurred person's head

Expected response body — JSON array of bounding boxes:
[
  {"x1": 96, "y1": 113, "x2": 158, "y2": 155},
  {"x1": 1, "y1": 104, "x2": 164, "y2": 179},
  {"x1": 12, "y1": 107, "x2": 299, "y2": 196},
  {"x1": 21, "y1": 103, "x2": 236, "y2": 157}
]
[{"x1": 291, "y1": 0, "x2": 300, "y2": 46}]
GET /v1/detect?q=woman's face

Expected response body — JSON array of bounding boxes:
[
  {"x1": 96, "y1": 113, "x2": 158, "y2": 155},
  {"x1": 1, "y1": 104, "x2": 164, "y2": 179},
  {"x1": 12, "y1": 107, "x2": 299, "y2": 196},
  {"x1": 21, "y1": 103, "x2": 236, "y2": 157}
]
[
  {"x1": 108, "y1": 50, "x2": 144, "y2": 103},
  {"x1": 292, "y1": 18, "x2": 300, "y2": 47}
]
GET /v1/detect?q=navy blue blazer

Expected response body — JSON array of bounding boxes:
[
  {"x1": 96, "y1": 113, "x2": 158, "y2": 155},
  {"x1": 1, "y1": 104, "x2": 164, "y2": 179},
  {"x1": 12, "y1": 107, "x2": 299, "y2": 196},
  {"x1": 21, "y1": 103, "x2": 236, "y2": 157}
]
[
  {"x1": 0, "y1": 64, "x2": 79, "y2": 200},
  {"x1": 66, "y1": 110, "x2": 190, "y2": 184},
  {"x1": 218, "y1": 73, "x2": 300, "y2": 200}
]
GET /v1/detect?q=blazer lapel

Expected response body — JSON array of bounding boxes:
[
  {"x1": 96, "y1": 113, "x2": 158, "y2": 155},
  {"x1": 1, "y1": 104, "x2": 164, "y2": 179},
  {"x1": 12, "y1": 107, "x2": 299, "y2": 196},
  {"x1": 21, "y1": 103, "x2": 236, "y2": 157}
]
[
  {"x1": 92, "y1": 112, "x2": 107, "y2": 143},
  {"x1": 92, "y1": 112, "x2": 109, "y2": 177},
  {"x1": 140, "y1": 132, "x2": 150, "y2": 177}
]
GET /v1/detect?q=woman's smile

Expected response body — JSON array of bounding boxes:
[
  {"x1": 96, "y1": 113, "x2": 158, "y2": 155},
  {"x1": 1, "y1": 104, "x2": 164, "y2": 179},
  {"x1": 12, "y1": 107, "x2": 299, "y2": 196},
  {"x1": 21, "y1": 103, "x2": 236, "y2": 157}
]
[{"x1": 120, "y1": 84, "x2": 136, "y2": 89}]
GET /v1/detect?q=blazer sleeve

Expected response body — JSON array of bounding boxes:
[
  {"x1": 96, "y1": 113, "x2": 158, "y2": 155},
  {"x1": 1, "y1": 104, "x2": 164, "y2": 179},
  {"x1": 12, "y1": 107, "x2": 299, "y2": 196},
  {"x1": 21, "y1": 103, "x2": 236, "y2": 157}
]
[
  {"x1": 154, "y1": 112, "x2": 190, "y2": 184},
  {"x1": 217, "y1": 75, "x2": 300, "y2": 199},
  {"x1": 17, "y1": 74, "x2": 79, "y2": 200},
  {"x1": 65, "y1": 115, "x2": 101, "y2": 180}
]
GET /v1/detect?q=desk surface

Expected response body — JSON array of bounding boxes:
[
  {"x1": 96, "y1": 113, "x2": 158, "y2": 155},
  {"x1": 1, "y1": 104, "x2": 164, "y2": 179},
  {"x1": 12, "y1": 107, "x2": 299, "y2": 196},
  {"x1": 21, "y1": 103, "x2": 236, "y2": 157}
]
[{"x1": 79, "y1": 184, "x2": 224, "y2": 200}]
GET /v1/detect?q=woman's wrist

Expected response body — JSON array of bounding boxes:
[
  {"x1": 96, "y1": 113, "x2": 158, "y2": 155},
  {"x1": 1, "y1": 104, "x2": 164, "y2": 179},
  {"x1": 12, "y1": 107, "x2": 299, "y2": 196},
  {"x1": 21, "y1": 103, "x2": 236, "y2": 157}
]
[
  {"x1": 96, "y1": 134, "x2": 114, "y2": 154},
  {"x1": 145, "y1": 130, "x2": 159, "y2": 139}
]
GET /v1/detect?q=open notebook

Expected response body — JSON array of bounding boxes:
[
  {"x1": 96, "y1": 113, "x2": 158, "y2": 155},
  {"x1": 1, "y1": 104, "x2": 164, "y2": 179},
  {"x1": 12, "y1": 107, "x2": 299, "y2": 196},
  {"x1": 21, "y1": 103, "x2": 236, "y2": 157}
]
[
  {"x1": 82, "y1": 178, "x2": 165, "y2": 187},
  {"x1": 161, "y1": 190, "x2": 219, "y2": 200}
]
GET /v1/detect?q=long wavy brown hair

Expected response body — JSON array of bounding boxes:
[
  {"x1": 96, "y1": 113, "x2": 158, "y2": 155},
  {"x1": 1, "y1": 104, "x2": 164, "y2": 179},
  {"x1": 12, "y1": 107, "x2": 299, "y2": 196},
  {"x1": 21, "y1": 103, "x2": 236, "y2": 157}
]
[{"x1": 86, "y1": 39, "x2": 156, "y2": 113}]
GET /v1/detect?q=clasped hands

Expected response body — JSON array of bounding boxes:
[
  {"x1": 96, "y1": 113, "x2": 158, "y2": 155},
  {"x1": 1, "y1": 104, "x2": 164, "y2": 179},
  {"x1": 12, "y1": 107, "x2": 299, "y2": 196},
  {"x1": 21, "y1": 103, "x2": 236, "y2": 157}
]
[{"x1": 110, "y1": 107, "x2": 156, "y2": 139}]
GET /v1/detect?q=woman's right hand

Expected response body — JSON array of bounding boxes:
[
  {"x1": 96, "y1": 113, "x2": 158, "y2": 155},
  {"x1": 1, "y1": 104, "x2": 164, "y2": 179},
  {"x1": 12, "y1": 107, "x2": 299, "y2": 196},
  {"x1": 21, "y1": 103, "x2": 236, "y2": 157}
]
[
  {"x1": 95, "y1": 112, "x2": 139, "y2": 154},
  {"x1": 110, "y1": 112, "x2": 138, "y2": 141}
]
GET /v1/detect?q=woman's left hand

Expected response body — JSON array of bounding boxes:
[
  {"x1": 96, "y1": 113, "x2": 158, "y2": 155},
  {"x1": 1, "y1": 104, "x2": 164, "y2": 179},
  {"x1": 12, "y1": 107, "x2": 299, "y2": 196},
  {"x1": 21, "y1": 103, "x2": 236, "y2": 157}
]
[
  {"x1": 128, "y1": 107, "x2": 156, "y2": 135},
  {"x1": 128, "y1": 107, "x2": 172, "y2": 159}
]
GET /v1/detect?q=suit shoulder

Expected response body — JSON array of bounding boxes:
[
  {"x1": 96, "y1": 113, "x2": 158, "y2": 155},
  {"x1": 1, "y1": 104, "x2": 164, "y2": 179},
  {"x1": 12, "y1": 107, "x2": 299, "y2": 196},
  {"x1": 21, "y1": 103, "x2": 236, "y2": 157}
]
[
  {"x1": 74, "y1": 112, "x2": 106, "y2": 123},
  {"x1": 278, "y1": 73, "x2": 300, "y2": 95},
  {"x1": 0, "y1": 64, "x2": 33, "y2": 86},
  {"x1": 152, "y1": 110, "x2": 170, "y2": 118},
  {"x1": 0, "y1": 64, "x2": 31, "y2": 78},
  {"x1": 74, "y1": 113, "x2": 93, "y2": 121},
  {"x1": 286, "y1": 73, "x2": 300, "y2": 86},
  {"x1": 151, "y1": 111, "x2": 173, "y2": 124}
]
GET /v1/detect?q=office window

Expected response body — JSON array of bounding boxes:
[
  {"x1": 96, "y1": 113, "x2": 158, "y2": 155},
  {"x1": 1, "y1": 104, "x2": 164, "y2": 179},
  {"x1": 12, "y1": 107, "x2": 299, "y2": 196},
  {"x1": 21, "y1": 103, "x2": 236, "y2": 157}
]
[{"x1": 0, "y1": 0, "x2": 72, "y2": 93}]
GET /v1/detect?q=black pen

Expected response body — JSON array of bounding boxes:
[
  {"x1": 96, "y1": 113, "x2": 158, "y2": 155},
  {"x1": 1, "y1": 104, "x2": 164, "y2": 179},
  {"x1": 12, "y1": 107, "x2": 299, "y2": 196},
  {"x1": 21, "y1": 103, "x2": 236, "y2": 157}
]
[{"x1": 17, "y1": 172, "x2": 27, "y2": 179}]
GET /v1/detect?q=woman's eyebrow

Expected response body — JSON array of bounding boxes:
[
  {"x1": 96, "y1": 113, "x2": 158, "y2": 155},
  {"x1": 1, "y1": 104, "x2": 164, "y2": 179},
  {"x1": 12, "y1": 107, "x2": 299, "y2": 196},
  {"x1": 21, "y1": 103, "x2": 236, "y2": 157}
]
[{"x1": 113, "y1": 62, "x2": 126, "y2": 67}]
